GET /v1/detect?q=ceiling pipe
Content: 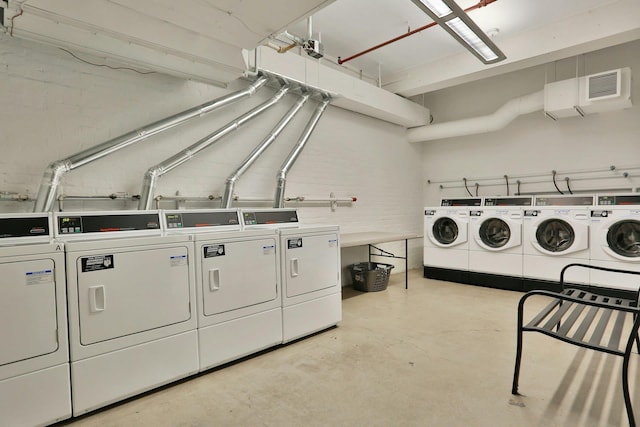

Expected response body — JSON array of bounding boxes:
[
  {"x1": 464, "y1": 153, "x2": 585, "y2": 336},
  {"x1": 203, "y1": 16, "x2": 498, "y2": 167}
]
[
  {"x1": 407, "y1": 90, "x2": 543, "y2": 143},
  {"x1": 221, "y1": 92, "x2": 311, "y2": 208},
  {"x1": 138, "y1": 83, "x2": 291, "y2": 210},
  {"x1": 32, "y1": 75, "x2": 269, "y2": 212},
  {"x1": 338, "y1": 0, "x2": 498, "y2": 65},
  {"x1": 274, "y1": 98, "x2": 331, "y2": 208}
]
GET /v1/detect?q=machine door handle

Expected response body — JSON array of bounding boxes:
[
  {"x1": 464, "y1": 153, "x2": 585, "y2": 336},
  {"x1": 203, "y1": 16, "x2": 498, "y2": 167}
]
[
  {"x1": 89, "y1": 285, "x2": 106, "y2": 313},
  {"x1": 208, "y1": 268, "x2": 221, "y2": 291},
  {"x1": 290, "y1": 258, "x2": 299, "y2": 277}
]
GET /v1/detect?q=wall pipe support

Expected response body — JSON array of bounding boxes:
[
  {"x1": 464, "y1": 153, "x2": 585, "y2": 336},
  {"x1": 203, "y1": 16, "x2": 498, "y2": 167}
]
[
  {"x1": 32, "y1": 76, "x2": 269, "y2": 212},
  {"x1": 137, "y1": 84, "x2": 291, "y2": 210},
  {"x1": 274, "y1": 98, "x2": 331, "y2": 208},
  {"x1": 221, "y1": 93, "x2": 312, "y2": 208}
]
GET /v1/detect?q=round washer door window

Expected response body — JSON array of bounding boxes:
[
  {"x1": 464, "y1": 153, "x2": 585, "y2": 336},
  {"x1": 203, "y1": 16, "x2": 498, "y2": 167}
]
[
  {"x1": 479, "y1": 218, "x2": 511, "y2": 248},
  {"x1": 433, "y1": 217, "x2": 458, "y2": 245},
  {"x1": 607, "y1": 220, "x2": 640, "y2": 258},
  {"x1": 536, "y1": 219, "x2": 575, "y2": 252}
]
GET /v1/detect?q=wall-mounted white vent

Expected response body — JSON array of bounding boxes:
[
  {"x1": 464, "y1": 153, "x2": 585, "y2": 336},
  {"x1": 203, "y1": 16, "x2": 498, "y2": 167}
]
[
  {"x1": 544, "y1": 67, "x2": 632, "y2": 119},
  {"x1": 587, "y1": 69, "x2": 621, "y2": 101}
]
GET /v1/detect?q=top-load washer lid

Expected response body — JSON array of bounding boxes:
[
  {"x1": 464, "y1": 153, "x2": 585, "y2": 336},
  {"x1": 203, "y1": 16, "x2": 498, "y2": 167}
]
[
  {"x1": 240, "y1": 208, "x2": 300, "y2": 230},
  {"x1": 534, "y1": 195, "x2": 595, "y2": 206},
  {"x1": 535, "y1": 218, "x2": 576, "y2": 252},
  {"x1": 0, "y1": 213, "x2": 52, "y2": 245},
  {"x1": 162, "y1": 209, "x2": 241, "y2": 233},
  {"x1": 54, "y1": 210, "x2": 162, "y2": 239},
  {"x1": 606, "y1": 220, "x2": 640, "y2": 258},
  {"x1": 441, "y1": 197, "x2": 482, "y2": 206}
]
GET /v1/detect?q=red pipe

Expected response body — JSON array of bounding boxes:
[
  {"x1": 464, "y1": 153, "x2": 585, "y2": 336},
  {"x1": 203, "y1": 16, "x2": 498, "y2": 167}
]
[{"x1": 337, "y1": 0, "x2": 498, "y2": 65}]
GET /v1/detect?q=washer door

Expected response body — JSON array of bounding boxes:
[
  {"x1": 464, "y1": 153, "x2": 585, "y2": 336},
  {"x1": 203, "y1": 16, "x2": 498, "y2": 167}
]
[
  {"x1": 476, "y1": 216, "x2": 521, "y2": 251},
  {"x1": 531, "y1": 216, "x2": 589, "y2": 255},
  {"x1": 604, "y1": 220, "x2": 640, "y2": 261},
  {"x1": 428, "y1": 215, "x2": 467, "y2": 248}
]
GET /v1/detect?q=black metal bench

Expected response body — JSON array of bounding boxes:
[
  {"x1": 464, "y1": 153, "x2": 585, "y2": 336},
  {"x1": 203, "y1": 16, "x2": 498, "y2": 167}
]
[{"x1": 512, "y1": 263, "x2": 640, "y2": 427}]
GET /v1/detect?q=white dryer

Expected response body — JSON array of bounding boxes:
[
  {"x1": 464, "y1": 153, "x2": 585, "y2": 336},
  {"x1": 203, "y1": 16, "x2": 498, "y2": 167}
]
[
  {"x1": 523, "y1": 195, "x2": 594, "y2": 291},
  {"x1": 468, "y1": 196, "x2": 532, "y2": 291},
  {"x1": 0, "y1": 213, "x2": 71, "y2": 426},
  {"x1": 54, "y1": 210, "x2": 198, "y2": 416},
  {"x1": 162, "y1": 209, "x2": 282, "y2": 371},
  {"x1": 423, "y1": 197, "x2": 482, "y2": 283},
  {"x1": 241, "y1": 209, "x2": 341, "y2": 343},
  {"x1": 590, "y1": 194, "x2": 640, "y2": 293}
]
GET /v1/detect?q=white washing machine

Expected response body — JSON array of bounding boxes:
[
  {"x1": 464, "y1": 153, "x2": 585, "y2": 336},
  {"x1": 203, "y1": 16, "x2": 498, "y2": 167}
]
[
  {"x1": 162, "y1": 209, "x2": 282, "y2": 371},
  {"x1": 241, "y1": 209, "x2": 341, "y2": 343},
  {"x1": 423, "y1": 197, "x2": 482, "y2": 283},
  {"x1": 54, "y1": 210, "x2": 198, "y2": 416},
  {"x1": 523, "y1": 195, "x2": 594, "y2": 290},
  {"x1": 590, "y1": 194, "x2": 640, "y2": 293},
  {"x1": 0, "y1": 213, "x2": 71, "y2": 426},
  {"x1": 468, "y1": 196, "x2": 532, "y2": 291}
]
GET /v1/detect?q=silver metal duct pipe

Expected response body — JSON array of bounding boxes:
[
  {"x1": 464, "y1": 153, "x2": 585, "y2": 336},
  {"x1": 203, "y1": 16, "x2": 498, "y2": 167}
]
[
  {"x1": 138, "y1": 84, "x2": 291, "y2": 210},
  {"x1": 221, "y1": 93, "x2": 311, "y2": 208},
  {"x1": 32, "y1": 76, "x2": 269, "y2": 212},
  {"x1": 274, "y1": 98, "x2": 330, "y2": 208}
]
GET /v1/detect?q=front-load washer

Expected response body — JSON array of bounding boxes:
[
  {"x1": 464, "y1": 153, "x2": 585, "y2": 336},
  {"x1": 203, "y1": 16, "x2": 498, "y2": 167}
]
[
  {"x1": 241, "y1": 209, "x2": 341, "y2": 343},
  {"x1": 423, "y1": 197, "x2": 482, "y2": 283},
  {"x1": 468, "y1": 196, "x2": 533, "y2": 291},
  {"x1": 523, "y1": 195, "x2": 594, "y2": 291},
  {"x1": 162, "y1": 209, "x2": 282, "y2": 371},
  {"x1": 54, "y1": 210, "x2": 198, "y2": 416},
  {"x1": 590, "y1": 194, "x2": 640, "y2": 295},
  {"x1": 0, "y1": 213, "x2": 71, "y2": 426}
]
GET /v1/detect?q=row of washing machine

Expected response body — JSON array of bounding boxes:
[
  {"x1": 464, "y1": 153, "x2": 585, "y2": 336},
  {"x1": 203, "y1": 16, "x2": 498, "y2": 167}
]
[
  {"x1": 0, "y1": 208, "x2": 341, "y2": 426},
  {"x1": 424, "y1": 193, "x2": 640, "y2": 294}
]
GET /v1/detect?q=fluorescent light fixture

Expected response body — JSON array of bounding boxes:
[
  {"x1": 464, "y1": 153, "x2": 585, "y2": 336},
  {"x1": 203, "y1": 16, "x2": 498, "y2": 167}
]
[{"x1": 410, "y1": 0, "x2": 506, "y2": 64}]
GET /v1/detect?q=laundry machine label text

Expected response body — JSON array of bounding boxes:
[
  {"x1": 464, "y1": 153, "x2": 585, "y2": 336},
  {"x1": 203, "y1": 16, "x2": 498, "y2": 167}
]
[
  {"x1": 524, "y1": 210, "x2": 540, "y2": 217},
  {"x1": 470, "y1": 210, "x2": 483, "y2": 216},
  {"x1": 288, "y1": 238, "x2": 303, "y2": 249},
  {"x1": 25, "y1": 269, "x2": 53, "y2": 285},
  {"x1": 81, "y1": 255, "x2": 114, "y2": 272},
  {"x1": 204, "y1": 245, "x2": 225, "y2": 258},
  {"x1": 591, "y1": 210, "x2": 611, "y2": 217},
  {"x1": 170, "y1": 255, "x2": 187, "y2": 266}
]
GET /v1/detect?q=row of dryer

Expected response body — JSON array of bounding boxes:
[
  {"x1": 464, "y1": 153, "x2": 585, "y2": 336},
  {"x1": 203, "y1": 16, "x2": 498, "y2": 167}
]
[
  {"x1": 0, "y1": 209, "x2": 341, "y2": 426},
  {"x1": 424, "y1": 194, "x2": 640, "y2": 293}
]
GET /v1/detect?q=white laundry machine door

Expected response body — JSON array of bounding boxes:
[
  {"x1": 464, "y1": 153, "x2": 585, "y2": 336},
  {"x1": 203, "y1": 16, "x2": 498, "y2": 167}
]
[
  {"x1": 280, "y1": 226, "x2": 341, "y2": 343},
  {"x1": 75, "y1": 246, "x2": 191, "y2": 346},
  {"x1": 530, "y1": 216, "x2": 589, "y2": 256},
  {"x1": 474, "y1": 214, "x2": 521, "y2": 251},
  {"x1": 427, "y1": 213, "x2": 468, "y2": 248},
  {"x1": 200, "y1": 237, "x2": 278, "y2": 316}
]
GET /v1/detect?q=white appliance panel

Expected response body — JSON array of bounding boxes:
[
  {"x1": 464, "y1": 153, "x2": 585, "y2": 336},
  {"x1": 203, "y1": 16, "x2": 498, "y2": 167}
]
[
  {"x1": 283, "y1": 233, "x2": 339, "y2": 298},
  {"x1": 75, "y1": 246, "x2": 191, "y2": 345},
  {"x1": 423, "y1": 247, "x2": 468, "y2": 269},
  {"x1": 0, "y1": 258, "x2": 58, "y2": 366},
  {"x1": 200, "y1": 238, "x2": 277, "y2": 316},
  {"x1": 283, "y1": 293, "x2": 342, "y2": 343}
]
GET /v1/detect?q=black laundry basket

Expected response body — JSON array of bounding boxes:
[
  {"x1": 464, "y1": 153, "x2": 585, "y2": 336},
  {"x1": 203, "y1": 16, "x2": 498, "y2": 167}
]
[{"x1": 349, "y1": 262, "x2": 394, "y2": 292}]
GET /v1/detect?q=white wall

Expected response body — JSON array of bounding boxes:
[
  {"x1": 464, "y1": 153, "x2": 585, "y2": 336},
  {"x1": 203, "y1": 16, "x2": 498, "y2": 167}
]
[
  {"x1": 0, "y1": 35, "x2": 424, "y2": 283},
  {"x1": 419, "y1": 39, "x2": 640, "y2": 206}
]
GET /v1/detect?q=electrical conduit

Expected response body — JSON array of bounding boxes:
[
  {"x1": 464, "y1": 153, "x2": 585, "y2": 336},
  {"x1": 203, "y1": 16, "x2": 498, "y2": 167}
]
[
  {"x1": 32, "y1": 76, "x2": 269, "y2": 212},
  {"x1": 274, "y1": 98, "x2": 330, "y2": 208},
  {"x1": 407, "y1": 90, "x2": 544, "y2": 143},
  {"x1": 137, "y1": 84, "x2": 291, "y2": 210},
  {"x1": 221, "y1": 92, "x2": 311, "y2": 208}
]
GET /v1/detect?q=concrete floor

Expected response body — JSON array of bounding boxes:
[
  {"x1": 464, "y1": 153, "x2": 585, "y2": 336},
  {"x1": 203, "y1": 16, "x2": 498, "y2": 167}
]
[{"x1": 58, "y1": 270, "x2": 640, "y2": 427}]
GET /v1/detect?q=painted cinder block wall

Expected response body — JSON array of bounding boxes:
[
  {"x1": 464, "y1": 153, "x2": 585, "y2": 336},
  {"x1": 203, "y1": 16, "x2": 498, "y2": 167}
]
[{"x1": 0, "y1": 35, "x2": 424, "y2": 283}]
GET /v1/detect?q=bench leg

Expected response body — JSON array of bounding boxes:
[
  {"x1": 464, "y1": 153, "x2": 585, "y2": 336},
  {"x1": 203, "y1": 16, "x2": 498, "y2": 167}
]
[
  {"x1": 622, "y1": 350, "x2": 636, "y2": 427},
  {"x1": 512, "y1": 305, "x2": 525, "y2": 394}
]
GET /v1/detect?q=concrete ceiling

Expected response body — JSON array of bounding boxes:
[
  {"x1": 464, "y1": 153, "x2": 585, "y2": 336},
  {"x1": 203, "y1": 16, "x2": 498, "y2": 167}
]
[{"x1": 285, "y1": 0, "x2": 640, "y2": 96}]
